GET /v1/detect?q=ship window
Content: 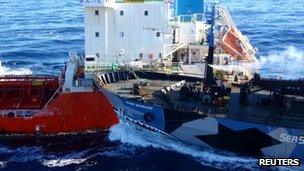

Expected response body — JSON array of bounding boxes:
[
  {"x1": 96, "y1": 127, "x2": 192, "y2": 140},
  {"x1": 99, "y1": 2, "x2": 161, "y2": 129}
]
[
  {"x1": 120, "y1": 32, "x2": 124, "y2": 37},
  {"x1": 156, "y1": 32, "x2": 160, "y2": 37},
  {"x1": 95, "y1": 32, "x2": 99, "y2": 37},
  {"x1": 86, "y1": 57, "x2": 95, "y2": 62},
  {"x1": 95, "y1": 10, "x2": 99, "y2": 15},
  {"x1": 120, "y1": 10, "x2": 124, "y2": 16},
  {"x1": 95, "y1": 53, "x2": 100, "y2": 58},
  {"x1": 144, "y1": 11, "x2": 149, "y2": 16}
]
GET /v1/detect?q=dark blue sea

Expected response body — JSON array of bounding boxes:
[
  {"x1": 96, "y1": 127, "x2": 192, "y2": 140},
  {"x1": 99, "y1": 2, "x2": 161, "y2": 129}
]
[{"x1": 0, "y1": 0, "x2": 303, "y2": 170}]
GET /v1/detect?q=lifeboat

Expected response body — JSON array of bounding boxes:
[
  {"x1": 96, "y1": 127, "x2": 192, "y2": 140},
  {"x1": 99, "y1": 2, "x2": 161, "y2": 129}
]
[
  {"x1": 0, "y1": 75, "x2": 118, "y2": 134},
  {"x1": 219, "y1": 26, "x2": 258, "y2": 62}
]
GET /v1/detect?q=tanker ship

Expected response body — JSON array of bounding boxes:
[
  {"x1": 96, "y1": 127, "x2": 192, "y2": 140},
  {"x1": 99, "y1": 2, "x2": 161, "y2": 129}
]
[
  {"x1": 0, "y1": 53, "x2": 118, "y2": 134},
  {"x1": 84, "y1": 0, "x2": 304, "y2": 165},
  {"x1": 0, "y1": 6, "x2": 121, "y2": 134}
]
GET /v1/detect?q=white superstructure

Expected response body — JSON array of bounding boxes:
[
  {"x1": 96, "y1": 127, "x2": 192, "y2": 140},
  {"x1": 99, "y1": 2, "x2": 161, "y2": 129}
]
[
  {"x1": 81, "y1": 0, "x2": 258, "y2": 82},
  {"x1": 83, "y1": 0, "x2": 173, "y2": 72}
]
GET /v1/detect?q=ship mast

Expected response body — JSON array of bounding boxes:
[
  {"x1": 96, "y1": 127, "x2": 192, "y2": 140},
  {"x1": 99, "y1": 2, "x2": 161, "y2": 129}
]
[{"x1": 204, "y1": 2, "x2": 218, "y2": 86}]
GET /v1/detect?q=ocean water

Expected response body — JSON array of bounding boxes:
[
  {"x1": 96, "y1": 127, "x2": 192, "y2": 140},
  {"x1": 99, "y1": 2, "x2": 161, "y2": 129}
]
[{"x1": 0, "y1": 0, "x2": 303, "y2": 170}]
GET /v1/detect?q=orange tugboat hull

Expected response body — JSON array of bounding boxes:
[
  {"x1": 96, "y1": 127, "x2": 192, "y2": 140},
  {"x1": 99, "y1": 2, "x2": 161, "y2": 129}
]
[{"x1": 0, "y1": 92, "x2": 118, "y2": 134}]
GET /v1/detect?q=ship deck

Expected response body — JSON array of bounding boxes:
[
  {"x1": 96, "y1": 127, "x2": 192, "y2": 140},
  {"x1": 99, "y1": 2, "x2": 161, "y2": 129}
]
[
  {"x1": 0, "y1": 76, "x2": 60, "y2": 111},
  {"x1": 225, "y1": 87, "x2": 304, "y2": 130},
  {"x1": 101, "y1": 73, "x2": 304, "y2": 130},
  {"x1": 104, "y1": 79, "x2": 191, "y2": 106}
]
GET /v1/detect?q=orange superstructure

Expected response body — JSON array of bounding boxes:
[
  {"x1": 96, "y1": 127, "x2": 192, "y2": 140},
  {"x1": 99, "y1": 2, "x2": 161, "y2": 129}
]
[{"x1": 0, "y1": 75, "x2": 118, "y2": 134}]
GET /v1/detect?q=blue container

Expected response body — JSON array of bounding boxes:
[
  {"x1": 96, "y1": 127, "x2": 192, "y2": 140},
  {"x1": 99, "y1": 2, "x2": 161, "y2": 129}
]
[{"x1": 174, "y1": 0, "x2": 204, "y2": 15}]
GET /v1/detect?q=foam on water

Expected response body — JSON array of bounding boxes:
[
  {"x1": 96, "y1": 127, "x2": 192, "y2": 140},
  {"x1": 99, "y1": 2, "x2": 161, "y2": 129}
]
[
  {"x1": 0, "y1": 61, "x2": 32, "y2": 76},
  {"x1": 0, "y1": 145, "x2": 90, "y2": 168},
  {"x1": 0, "y1": 161, "x2": 6, "y2": 169},
  {"x1": 41, "y1": 150, "x2": 90, "y2": 167},
  {"x1": 42, "y1": 159, "x2": 87, "y2": 168},
  {"x1": 259, "y1": 46, "x2": 304, "y2": 65},
  {"x1": 109, "y1": 123, "x2": 258, "y2": 170},
  {"x1": 259, "y1": 46, "x2": 304, "y2": 79}
]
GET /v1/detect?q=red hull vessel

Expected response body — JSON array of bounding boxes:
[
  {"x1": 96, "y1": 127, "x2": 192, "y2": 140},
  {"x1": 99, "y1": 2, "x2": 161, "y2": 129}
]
[{"x1": 0, "y1": 76, "x2": 118, "y2": 134}]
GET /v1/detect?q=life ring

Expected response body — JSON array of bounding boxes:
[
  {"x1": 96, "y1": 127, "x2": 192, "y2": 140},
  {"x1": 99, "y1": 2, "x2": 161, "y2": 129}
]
[
  {"x1": 149, "y1": 53, "x2": 154, "y2": 59},
  {"x1": 144, "y1": 112, "x2": 154, "y2": 123}
]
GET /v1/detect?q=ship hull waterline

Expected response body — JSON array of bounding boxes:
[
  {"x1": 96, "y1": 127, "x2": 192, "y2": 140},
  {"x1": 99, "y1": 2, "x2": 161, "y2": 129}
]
[{"x1": 100, "y1": 88, "x2": 304, "y2": 163}]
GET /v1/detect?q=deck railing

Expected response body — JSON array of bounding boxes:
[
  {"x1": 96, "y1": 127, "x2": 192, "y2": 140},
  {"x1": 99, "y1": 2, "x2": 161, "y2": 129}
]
[
  {"x1": 0, "y1": 75, "x2": 58, "y2": 83},
  {"x1": 170, "y1": 13, "x2": 206, "y2": 23},
  {"x1": 0, "y1": 110, "x2": 37, "y2": 118}
]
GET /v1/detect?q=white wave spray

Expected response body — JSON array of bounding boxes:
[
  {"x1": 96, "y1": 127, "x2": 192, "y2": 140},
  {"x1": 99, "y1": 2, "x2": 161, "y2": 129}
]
[
  {"x1": 0, "y1": 145, "x2": 89, "y2": 168},
  {"x1": 42, "y1": 158, "x2": 87, "y2": 167},
  {"x1": 109, "y1": 123, "x2": 258, "y2": 170},
  {"x1": 0, "y1": 61, "x2": 32, "y2": 76},
  {"x1": 259, "y1": 46, "x2": 304, "y2": 67},
  {"x1": 210, "y1": 46, "x2": 304, "y2": 79},
  {"x1": 259, "y1": 46, "x2": 304, "y2": 79}
]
